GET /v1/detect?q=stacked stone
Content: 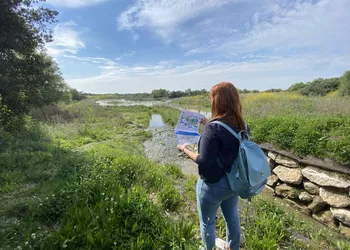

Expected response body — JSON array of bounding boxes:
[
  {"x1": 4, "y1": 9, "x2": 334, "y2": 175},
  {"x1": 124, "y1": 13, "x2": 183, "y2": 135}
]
[{"x1": 265, "y1": 151, "x2": 350, "y2": 238}]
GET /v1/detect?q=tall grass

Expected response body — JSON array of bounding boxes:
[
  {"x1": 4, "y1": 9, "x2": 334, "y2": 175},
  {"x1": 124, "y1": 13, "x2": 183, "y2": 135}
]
[
  {"x1": 172, "y1": 92, "x2": 350, "y2": 117},
  {"x1": 151, "y1": 106, "x2": 181, "y2": 126},
  {"x1": 171, "y1": 92, "x2": 350, "y2": 163}
]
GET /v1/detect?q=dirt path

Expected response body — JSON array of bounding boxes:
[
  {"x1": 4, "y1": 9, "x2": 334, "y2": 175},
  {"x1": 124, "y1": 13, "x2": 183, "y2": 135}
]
[{"x1": 144, "y1": 124, "x2": 198, "y2": 176}]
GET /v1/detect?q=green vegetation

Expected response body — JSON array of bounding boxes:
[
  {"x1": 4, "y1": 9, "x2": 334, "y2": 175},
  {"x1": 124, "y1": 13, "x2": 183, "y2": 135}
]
[
  {"x1": 298, "y1": 77, "x2": 340, "y2": 96},
  {"x1": 340, "y1": 71, "x2": 350, "y2": 96},
  {"x1": 171, "y1": 92, "x2": 350, "y2": 164},
  {"x1": 0, "y1": 102, "x2": 198, "y2": 249},
  {"x1": 249, "y1": 115, "x2": 350, "y2": 163},
  {"x1": 1, "y1": 99, "x2": 349, "y2": 249},
  {"x1": 151, "y1": 89, "x2": 169, "y2": 98},
  {"x1": 239, "y1": 196, "x2": 350, "y2": 249},
  {"x1": 151, "y1": 106, "x2": 181, "y2": 126},
  {"x1": 0, "y1": 1, "x2": 67, "y2": 126},
  {"x1": 0, "y1": 0, "x2": 88, "y2": 130},
  {"x1": 171, "y1": 95, "x2": 211, "y2": 111},
  {"x1": 287, "y1": 71, "x2": 350, "y2": 96},
  {"x1": 287, "y1": 82, "x2": 307, "y2": 92},
  {"x1": 151, "y1": 88, "x2": 208, "y2": 99}
]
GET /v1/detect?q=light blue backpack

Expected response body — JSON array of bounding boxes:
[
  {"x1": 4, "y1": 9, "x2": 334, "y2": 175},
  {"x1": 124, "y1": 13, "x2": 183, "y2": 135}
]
[{"x1": 212, "y1": 121, "x2": 271, "y2": 201}]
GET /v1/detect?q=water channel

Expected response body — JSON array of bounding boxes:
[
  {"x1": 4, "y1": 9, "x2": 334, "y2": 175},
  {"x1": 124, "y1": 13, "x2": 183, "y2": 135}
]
[
  {"x1": 96, "y1": 99, "x2": 212, "y2": 118},
  {"x1": 97, "y1": 99, "x2": 200, "y2": 176}
]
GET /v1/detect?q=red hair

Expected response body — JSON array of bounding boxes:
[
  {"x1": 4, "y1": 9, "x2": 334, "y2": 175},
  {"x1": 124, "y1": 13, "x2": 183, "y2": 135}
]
[{"x1": 209, "y1": 82, "x2": 245, "y2": 131}]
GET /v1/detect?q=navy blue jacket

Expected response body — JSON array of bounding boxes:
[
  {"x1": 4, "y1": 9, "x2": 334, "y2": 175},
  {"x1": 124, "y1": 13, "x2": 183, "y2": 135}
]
[{"x1": 196, "y1": 119, "x2": 241, "y2": 183}]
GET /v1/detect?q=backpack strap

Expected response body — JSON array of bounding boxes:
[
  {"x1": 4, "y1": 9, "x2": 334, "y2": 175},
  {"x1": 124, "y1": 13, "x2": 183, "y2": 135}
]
[
  {"x1": 211, "y1": 121, "x2": 242, "y2": 142},
  {"x1": 211, "y1": 120, "x2": 249, "y2": 141}
]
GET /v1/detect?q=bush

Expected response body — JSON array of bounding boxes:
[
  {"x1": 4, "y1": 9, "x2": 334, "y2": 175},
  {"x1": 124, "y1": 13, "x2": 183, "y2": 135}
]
[
  {"x1": 339, "y1": 70, "x2": 350, "y2": 96},
  {"x1": 299, "y1": 78, "x2": 340, "y2": 96},
  {"x1": 249, "y1": 115, "x2": 350, "y2": 164},
  {"x1": 287, "y1": 82, "x2": 307, "y2": 92},
  {"x1": 30, "y1": 104, "x2": 80, "y2": 123},
  {"x1": 265, "y1": 88, "x2": 283, "y2": 93},
  {"x1": 70, "y1": 88, "x2": 87, "y2": 101}
]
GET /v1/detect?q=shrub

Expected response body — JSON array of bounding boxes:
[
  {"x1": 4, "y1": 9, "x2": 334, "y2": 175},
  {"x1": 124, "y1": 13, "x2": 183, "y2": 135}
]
[
  {"x1": 264, "y1": 88, "x2": 283, "y2": 93},
  {"x1": 299, "y1": 77, "x2": 340, "y2": 96},
  {"x1": 287, "y1": 82, "x2": 307, "y2": 92},
  {"x1": 30, "y1": 104, "x2": 79, "y2": 123},
  {"x1": 250, "y1": 116, "x2": 350, "y2": 164},
  {"x1": 339, "y1": 70, "x2": 350, "y2": 96}
]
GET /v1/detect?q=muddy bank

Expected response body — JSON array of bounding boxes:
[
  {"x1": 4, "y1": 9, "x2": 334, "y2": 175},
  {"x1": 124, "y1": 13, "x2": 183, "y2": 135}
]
[{"x1": 144, "y1": 115, "x2": 198, "y2": 176}]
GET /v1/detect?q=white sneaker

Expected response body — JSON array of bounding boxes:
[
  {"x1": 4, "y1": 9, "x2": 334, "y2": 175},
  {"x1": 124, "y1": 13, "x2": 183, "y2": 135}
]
[{"x1": 215, "y1": 238, "x2": 228, "y2": 250}]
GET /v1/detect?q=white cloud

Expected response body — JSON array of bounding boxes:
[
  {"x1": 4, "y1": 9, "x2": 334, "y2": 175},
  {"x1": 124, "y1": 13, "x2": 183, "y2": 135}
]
[
  {"x1": 184, "y1": 0, "x2": 350, "y2": 56},
  {"x1": 117, "y1": 0, "x2": 240, "y2": 41},
  {"x1": 62, "y1": 55, "x2": 116, "y2": 66},
  {"x1": 46, "y1": 0, "x2": 108, "y2": 8},
  {"x1": 117, "y1": 0, "x2": 349, "y2": 57},
  {"x1": 66, "y1": 53, "x2": 350, "y2": 93},
  {"x1": 46, "y1": 21, "x2": 85, "y2": 57},
  {"x1": 219, "y1": 0, "x2": 350, "y2": 54}
]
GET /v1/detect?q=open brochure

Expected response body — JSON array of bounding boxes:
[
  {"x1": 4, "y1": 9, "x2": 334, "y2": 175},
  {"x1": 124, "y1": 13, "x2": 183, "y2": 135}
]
[{"x1": 175, "y1": 110, "x2": 204, "y2": 145}]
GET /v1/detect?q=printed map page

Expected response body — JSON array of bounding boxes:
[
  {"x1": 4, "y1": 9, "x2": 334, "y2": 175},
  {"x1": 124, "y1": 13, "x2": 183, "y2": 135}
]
[
  {"x1": 175, "y1": 110, "x2": 204, "y2": 133},
  {"x1": 175, "y1": 110, "x2": 204, "y2": 145}
]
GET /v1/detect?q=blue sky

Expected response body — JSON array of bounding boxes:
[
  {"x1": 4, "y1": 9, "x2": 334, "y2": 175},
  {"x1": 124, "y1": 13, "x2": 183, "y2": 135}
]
[{"x1": 44, "y1": 0, "x2": 350, "y2": 94}]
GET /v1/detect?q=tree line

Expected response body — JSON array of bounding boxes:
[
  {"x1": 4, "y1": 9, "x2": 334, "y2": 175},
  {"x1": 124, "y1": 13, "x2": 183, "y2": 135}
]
[
  {"x1": 151, "y1": 71, "x2": 350, "y2": 98},
  {"x1": 287, "y1": 71, "x2": 350, "y2": 96},
  {"x1": 151, "y1": 88, "x2": 208, "y2": 98}
]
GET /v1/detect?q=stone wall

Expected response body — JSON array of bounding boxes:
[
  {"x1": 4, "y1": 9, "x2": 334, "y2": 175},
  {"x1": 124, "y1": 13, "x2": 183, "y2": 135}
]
[{"x1": 261, "y1": 144, "x2": 350, "y2": 238}]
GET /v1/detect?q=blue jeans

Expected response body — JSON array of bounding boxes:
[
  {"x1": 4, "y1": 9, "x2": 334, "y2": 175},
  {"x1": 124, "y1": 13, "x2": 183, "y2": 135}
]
[{"x1": 196, "y1": 176, "x2": 240, "y2": 250}]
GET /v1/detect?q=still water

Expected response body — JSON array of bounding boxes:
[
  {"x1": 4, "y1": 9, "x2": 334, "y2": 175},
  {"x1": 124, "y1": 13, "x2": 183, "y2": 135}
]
[
  {"x1": 96, "y1": 99, "x2": 166, "y2": 107},
  {"x1": 96, "y1": 99, "x2": 212, "y2": 118},
  {"x1": 149, "y1": 114, "x2": 165, "y2": 129}
]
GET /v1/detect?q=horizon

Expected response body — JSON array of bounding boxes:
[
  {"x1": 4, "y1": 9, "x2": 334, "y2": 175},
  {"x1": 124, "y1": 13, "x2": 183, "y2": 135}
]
[{"x1": 44, "y1": 0, "x2": 350, "y2": 94}]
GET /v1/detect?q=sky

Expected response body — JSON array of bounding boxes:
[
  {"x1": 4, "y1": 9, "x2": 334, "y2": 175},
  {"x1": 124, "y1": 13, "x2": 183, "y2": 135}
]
[{"x1": 44, "y1": 0, "x2": 350, "y2": 94}]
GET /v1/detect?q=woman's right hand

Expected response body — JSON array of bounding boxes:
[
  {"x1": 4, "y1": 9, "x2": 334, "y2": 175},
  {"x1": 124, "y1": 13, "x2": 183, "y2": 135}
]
[{"x1": 200, "y1": 117, "x2": 209, "y2": 126}]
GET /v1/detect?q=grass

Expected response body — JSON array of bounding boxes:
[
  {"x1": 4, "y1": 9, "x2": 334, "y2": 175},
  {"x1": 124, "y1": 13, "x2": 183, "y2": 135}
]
[
  {"x1": 171, "y1": 92, "x2": 350, "y2": 164},
  {"x1": 151, "y1": 106, "x2": 181, "y2": 127},
  {"x1": 1, "y1": 98, "x2": 350, "y2": 249},
  {"x1": 171, "y1": 92, "x2": 350, "y2": 117},
  {"x1": 0, "y1": 101, "x2": 198, "y2": 250}
]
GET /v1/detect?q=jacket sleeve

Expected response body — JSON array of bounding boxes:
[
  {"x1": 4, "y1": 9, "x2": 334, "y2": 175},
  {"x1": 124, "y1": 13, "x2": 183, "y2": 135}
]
[{"x1": 196, "y1": 124, "x2": 219, "y2": 172}]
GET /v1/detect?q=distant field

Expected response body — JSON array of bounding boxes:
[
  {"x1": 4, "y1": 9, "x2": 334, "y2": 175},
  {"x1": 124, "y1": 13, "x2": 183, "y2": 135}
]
[{"x1": 171, "y1": 93, "x2": 350, "y2": 164}]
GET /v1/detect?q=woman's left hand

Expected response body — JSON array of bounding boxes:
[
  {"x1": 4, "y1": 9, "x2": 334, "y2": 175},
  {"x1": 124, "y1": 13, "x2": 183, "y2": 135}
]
[{"x1": 177, "y1": 144, "x2": 188, "y2": 152}]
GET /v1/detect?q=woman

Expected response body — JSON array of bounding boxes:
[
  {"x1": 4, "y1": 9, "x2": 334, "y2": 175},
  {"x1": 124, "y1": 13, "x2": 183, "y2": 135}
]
[{"x1": 177, "y1": 82, "x2": 245, "y2": 250}]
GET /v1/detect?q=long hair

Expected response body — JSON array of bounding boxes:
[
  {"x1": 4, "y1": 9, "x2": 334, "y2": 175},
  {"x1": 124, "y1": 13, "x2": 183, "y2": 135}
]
[{"x1": 209, "y1": 82, "x2": 245, "y2": 131}]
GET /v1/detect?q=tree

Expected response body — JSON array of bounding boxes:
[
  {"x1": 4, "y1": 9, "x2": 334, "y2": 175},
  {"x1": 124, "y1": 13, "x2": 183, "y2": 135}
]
[
  {"x1": 151, "y1": 89, "x2": 169, "y2": 98},
  {"x1": 70, "y1": 88, "x2": 87, "y2": 101},
  {"x1": 339, "y1": 71, "x2": 350, "y2": 96},
  {"x1": 287, "y1": 82, "x2": 306, "y2": 92},
  {"x1": 301, "y1": 78, "x2": 340, "y2": 96},
  {"x1": 0, "y1": 0, "x2": 70, "y2": 126},
  {"x1": 265, "y1": 88, "x2": 283, "y2": 93}
]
